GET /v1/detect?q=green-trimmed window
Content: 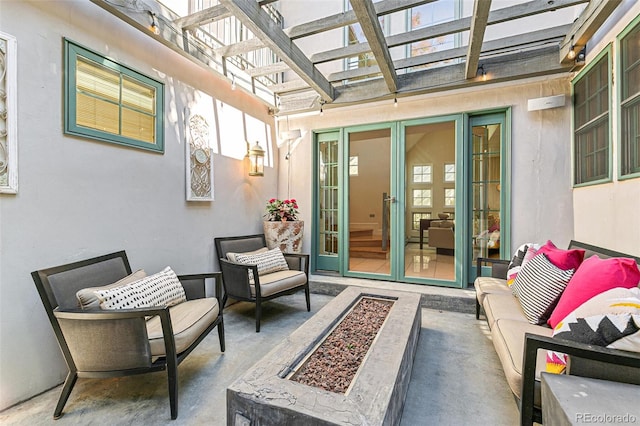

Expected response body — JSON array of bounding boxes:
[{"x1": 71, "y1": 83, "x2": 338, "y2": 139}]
[
  {"x1": 620, "y1": 19, "x2": 640, "y2": 177},
  {"x1": 64, "y1": 39, "x2": 164, "y2": 152},
  {"x1": 573, "y1": 50, "x2": 610, "y2": 185}
]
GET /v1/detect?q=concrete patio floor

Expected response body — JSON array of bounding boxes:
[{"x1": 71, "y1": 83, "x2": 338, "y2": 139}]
[{"x1": 0, "y1": 281, "x2": 519, "y2": 425}]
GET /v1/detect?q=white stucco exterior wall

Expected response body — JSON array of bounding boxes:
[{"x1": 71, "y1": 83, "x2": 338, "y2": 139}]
[
  {"x1": 280, "y1": 75, "x2": 576, "y2": 256},
  {"x1": 571, "y1": 1, "x2": 640, "y2": 256},
  {"x1": 0, "y1": 1, "x2": 277, "y2": 409}
]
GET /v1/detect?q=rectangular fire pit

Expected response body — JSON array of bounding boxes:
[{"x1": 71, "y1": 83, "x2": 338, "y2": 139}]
[{"x1": 227, "y1": 286, "x2": 422, "y2": 425}]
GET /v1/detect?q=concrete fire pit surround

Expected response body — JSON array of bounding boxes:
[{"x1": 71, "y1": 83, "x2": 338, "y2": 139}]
[{"x1": 227, "y1": 286, "x2": 422, "y2": 425}]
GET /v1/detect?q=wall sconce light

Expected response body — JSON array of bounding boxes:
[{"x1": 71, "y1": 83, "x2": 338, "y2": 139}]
[
  {"x1": 394, "y1": 96, "x2": 398, "y2": 108},
  {"x1": 247, "y1": 141, "x2": 265, "y2": 177},
  {"x1": 231, "y1": 74, "x2": 236, "y2": 90},
  {"x1": 477, "y1": 64, "x2": 487, "y2": 81},
  {"x1": 149, "y1": 12, "x2": 160, "y2": 35}
]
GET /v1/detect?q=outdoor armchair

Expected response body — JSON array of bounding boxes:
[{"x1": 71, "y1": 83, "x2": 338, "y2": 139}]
[
  {"x1": 214, "y1": 234, "x2": 310, "y2": 332},
  {"x1": 31, "y1": 251, "x2": 225, "y2": 420}
]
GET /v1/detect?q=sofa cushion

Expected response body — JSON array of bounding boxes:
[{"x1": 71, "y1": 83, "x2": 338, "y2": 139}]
[
  {"x1": 491, "y1": 318, "x2": 551, "y2": 405},
  {"x1": 76, "y1": 269, "x2": 147, "y2": 310},
  {"x1": 235, "y1": 248, "x2": 289, "y2": 281},
  {"x1": 548, "y1": 255, "x2": 640, "y2": 328},
  {"x1": 474, "y1": 276, "x2": 511, "y2": 307},
  {"x1": 537, "y1": 240, "x2": 585, "y2": 271},
  {"x1": 146, "y1": 297, "x2": 219, "y2": 356},
  {"x1": 483, "y1": 293, "x2": 529, "y2": 329},
  {"x1": 511, "y1": 254, "x2": 575, "y2": 325},
  {"x1": 252, "y1": 270, "x2": 307, "y2": 297},
  {"x1": 96, "y1": 267, "x2": 186, "y2": 310}
]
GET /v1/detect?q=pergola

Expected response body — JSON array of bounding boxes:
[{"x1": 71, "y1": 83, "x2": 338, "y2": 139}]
[{"x1": 90, "y1": 0, "x2": 620, "y2": 115}]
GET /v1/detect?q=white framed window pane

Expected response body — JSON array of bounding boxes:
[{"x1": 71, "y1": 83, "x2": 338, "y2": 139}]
[
  {"x1": 444, "y1": 188, "x2": 455, "y2": 206},
  {"x1": 412, "y1": 164, "x2": 432, "y2": 183},
  {"x1": 444, "y1": 163, "x2": 455, "y2": 182},
  {"x1": 349, "y1": 156, "x2": 358, "y2": 176},
  {"x1": 412, "y1": 189, "x2": 432, "y2": 207},
  {"x1": 412, "y1": 212, "x2": 432, "y2": 230}
]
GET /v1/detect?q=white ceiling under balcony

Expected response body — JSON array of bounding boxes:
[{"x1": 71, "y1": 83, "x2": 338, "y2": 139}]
[{"x1": 90, "y1": 0, "x2": 621, "y2": 116}]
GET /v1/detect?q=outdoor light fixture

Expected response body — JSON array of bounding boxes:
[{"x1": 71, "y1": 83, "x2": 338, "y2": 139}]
[
  {"x1": 149, "y1": 12, "x2": 160, "y2": 35},
  {"x1": 231, "y1": 74, "x2": 236, "y2": 90},
  {"x1": 247, "y1": 141, "x2": 265, "y2": 177},
  {"x1": 394, "y1": 97, "x2": 398, "y2": 108},
  {"x1": 478, "y1": 64, "x2": 487, "y2": 81}
]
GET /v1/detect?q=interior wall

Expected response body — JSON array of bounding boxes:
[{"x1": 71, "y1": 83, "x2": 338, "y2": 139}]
[
  {"x1": 282, "y1": 75, "x2": 575, "y2": 257},
  {"x1": 0, "y1": 1, "x2": 276, "y2": 409}
]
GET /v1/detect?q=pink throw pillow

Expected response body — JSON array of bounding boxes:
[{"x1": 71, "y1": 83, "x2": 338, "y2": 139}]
[
  {"x1": 537, "y1": 240, "x2": 585, "y2": 271},
  {"x1": 547, "y1": 255, "x2": 640, "y2": 328}
]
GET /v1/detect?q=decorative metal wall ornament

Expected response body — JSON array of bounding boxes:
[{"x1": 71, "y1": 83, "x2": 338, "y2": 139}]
[
  {"x1": 0, "y1": 31, "x2": 17, "y2": 194},
  {"x1": 185, "y1": 112, "x2": 214, "y2": 201}
]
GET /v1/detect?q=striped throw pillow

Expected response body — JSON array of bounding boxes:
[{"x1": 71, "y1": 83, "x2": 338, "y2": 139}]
[{"x1": 511, "y1": 253, "x2": 575, "y2": 325}]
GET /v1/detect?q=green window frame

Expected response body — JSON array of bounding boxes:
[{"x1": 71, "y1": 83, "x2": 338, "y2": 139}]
[
  {"x1": 619, "y1": 16, "x2": 640, "y2": 178},
  {"x1": 64, "y1": 39, "x2": 164, "y2": 153},
  {"x1": 572, "y1": 46, "x2": 611, "y2": 186}
]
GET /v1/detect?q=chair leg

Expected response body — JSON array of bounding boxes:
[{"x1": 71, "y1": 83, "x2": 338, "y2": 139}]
[
  {"x1": 305, "y1": 286, "x2": 311, "y2": 312},
  {"x1": 218, "y1": 318, "x2": 225, "y2": 352},
  {"x1": 167, "y1": 358, "x2": 178, "y2": 420},
  {"x1": 220, "y1": 294, "x2": 227, "y2": 310},
  {"x1": 255, "y1": 300, "x2": 261, "y2": 333},
  {"x1": 475, "y1": 298, "x2": 481, "y2": 320},
  {"x1": 53, "y1": 370, "x2": 78, "y2": 419}
]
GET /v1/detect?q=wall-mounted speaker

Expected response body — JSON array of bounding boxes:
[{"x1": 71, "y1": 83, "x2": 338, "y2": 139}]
[{"x1": 527, "y1": 95, "x2": 566, "y2": 111}]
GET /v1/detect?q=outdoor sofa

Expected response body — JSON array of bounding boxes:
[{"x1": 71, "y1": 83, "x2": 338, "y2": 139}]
[{"x1": 474, "y1": 240, "x2": 640, "y2": 425}]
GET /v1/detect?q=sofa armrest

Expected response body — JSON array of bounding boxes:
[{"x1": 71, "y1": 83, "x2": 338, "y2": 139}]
[
  {"x1": 476, "y1": 257, "x2": 510, "y2": 279},
  {"x1": 520, "y1": 332, "x2": 640, "y2": 426},
  {"x1": 177, "y1": 273, "x2": 222, "y2": 301}
]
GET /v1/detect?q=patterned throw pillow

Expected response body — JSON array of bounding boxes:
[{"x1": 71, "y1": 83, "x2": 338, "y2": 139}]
[
  {"x1": 506, "y1": 243, "x2": 540, "y2": 286},
  {"x1": 76, "y1": 269, "x2": 147, "y2": 309},
  {"x1": 511, "y1": 253, "x2": 575, "y2": 325},
  {"x1": 235, "y1": 248, "x2": 289, "y2": 281},
  {"x1": 96, "y1": 266, "x2": 186, "y2": 310},
  {"x1": 546, "y1": 287, "x2": 640, "y2": 374}
]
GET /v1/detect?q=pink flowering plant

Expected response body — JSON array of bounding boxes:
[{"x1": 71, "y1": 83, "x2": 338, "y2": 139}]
[{"x1": 265, "y1": 198, "x2": 300, "y2": 221}]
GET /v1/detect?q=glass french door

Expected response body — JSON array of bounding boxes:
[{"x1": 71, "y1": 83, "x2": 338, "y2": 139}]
[
  {"x1": 469, "y1": 113, "x2": 509, "y2": 281},
  {"x1": 345, "y1": 125, "x2": 396, "y2": 278},
  {"x1": 316, "y1": 132, "x2": 340, "y2": 271}
]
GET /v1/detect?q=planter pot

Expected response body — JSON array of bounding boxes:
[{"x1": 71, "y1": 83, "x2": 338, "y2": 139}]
[{"x1": 263, "y1": 221, "x2": 304, "y2": 254}]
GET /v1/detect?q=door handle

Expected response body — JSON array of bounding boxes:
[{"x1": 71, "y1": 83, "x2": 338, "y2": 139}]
[{"x1": 384, "y1": 196, "x2": 396, "y2": 203}]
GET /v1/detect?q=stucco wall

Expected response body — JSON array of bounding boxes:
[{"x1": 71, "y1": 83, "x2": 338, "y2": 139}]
[
  {"x1": 0, "y1": 1, "x2": 276, "y2": 409},
  {"x1": 571, "y1": 0, "x2": 640, "y2": 256},
  {"x1": 280, "y1": 75, "x2": 575, "y2": 256}
]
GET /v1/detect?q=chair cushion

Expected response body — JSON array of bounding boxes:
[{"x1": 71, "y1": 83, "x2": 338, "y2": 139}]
[
  {"x1": 235, "y1": 248, "x2": 289, "y2": 281},
  {"x1": 146, "y1": 297, "x2": 219, "y2": 356},
  {"x1": 511, "y1": 254, "x2": 575, "y2": 325},
  {"x1": 491, "y1": 318, "x2": 551, "y2": 405},
  {"x1": 76, "y1": 269, "x2": 147, "y2": 309},
  {"x1": 252, "y1": 270, "x2": 307, "y2": 297},
  {"x1": 96, "y1": 267, "x2": 186, "y2": 310}
]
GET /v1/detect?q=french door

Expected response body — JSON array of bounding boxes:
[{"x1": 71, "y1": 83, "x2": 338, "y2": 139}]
[{"x1": 313, "y1": 112, "x2": 509, "y2": 288}]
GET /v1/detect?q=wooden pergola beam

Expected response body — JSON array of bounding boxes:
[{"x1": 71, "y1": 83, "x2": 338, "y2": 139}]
[
  {"x1": 218, "y1": 0, "x2": 335, "y2": 101},
  {"x1": 559, "y1": 0, "x2": 622, "y2": 64},
  {"x1": 465, "y1": 0, "x2": 491, "y2": 79},
  {"x1": 349, "y1": 0, "x2": 397, "y2": 93}
]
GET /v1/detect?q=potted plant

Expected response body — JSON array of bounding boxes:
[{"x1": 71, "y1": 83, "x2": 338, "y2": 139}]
[{"x1": 263, "y1": 198, "x2": 304, "y2": 253}]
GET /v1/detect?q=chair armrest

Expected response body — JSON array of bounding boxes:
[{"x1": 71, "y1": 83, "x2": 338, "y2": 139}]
[
  {"x1": 53, "y1": 307, "x2": 176, "y2": 371},
  {"x1": 283, "y1": 253, "x2": 310, "y2": 276},
  {"x1": 476, "y1": 257, "x2": 510, "y2": 279},
  {"x1": 520, "y1": 333, "x2": 640, "y2": 426},
  {"x1": 219, "y1": 258, "x2": 256, "y2": 299},
  {"x1": 177, "y1": 272, "x2": 222, "y2": 301}
]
